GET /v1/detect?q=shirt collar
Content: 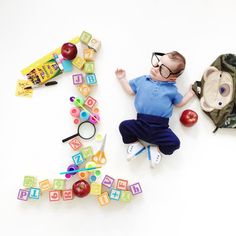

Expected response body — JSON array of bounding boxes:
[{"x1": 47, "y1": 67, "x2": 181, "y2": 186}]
[{"x1": 146, "y1": 75, "x2": 176, "y2": 84}]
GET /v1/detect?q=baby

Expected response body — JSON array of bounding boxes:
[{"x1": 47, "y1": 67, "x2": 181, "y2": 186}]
[{"x1": 115, "y1": 51, "x2": 195, "y2": 168}]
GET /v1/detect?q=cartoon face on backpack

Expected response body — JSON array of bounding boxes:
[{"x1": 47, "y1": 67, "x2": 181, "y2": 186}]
[{"x1": 200, "y1": 66, "x2": 234, "y2": 112}]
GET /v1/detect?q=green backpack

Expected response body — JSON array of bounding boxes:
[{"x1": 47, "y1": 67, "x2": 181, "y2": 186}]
[{"x1": 192, "y1": 54, "x2": 236, "y2": 132}]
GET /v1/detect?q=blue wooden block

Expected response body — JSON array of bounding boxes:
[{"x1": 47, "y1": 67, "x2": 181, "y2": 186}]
[
  {"x1": 109, "y1": 188, "x2": 121, "y2": 201},
  {"x1": 72, "y1": 152, "x2": 84, "y2": 165},
  {"x1": 29, "y1": 188, "x2": 41, "y2": 199},
  {"x1": 86, "y1": 74, "x2": 97, "y2": 85}
]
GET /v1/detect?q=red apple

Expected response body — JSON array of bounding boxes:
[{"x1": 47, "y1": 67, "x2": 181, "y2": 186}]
[
  {"x1": 72, "y1": 180, "x2": 90, "y2": 198},
  {"x1": 180, "y1": 109, "x2": 198, "y2": 127},
  {"x1": 61, "y1": 42, "x2": 77, "y2": 60}
]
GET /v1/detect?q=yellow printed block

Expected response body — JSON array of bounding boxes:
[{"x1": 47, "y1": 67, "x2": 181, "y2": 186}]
[
  {"x1": 39, "y1": 179, "x2": 51, "y2": 192},
  {"x1": 84, "y1": 48, "x2": 95, "y2": 61},
  {"x1": 97, "y1": 192, "x2": 110, "y2": 206},
  {"x1": 120, "y1": 191, "x2": 132, "y2": 203},
  {"x1": 90, "y1": 183, "x2": 102, "y2": 196},
  {"x1": 72, "y1": 56, "x2": 86, "y2": 69}
]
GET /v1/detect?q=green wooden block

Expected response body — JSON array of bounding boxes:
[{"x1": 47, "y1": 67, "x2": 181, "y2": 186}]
[
  {"x1": 81, "y1": 146, "x2": 93, "y2": 159},
  {"x1": 53, "y1": 179, "x2": 65, "y2": 190},
  {"x1": 80, "y1": 31, "x2": 92, "y2": 45},
  {"x1": 84, "y1": 62, "x2": 95, "y2": 74},
  {"x1": 120, "y1": 191, "x2": 132, "y2": 202},
  {"x1": 23, "y1": 176, "x2": 36, "y2": 188}
]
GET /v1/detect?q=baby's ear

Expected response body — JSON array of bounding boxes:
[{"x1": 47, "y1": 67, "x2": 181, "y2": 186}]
[{"x1": 203, "y1": 66, "x2": 218, "y2": 81}]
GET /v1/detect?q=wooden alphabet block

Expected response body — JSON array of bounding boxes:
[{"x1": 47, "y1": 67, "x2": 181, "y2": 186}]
[
  {"x1": 102, "y1": 175, "x2": 115, "y2": 188},
  {"x1": 120, "y1": 191, "x2": 132, "y2": 202},
  {"x1": 23, "y1": 176, "x2": 36, "y2": 188},
  {"x1": 97, "y1": 192, "x2": 110, "y2": 206},
  {"x1": 129, "y1": 183, "x2": 142, "y2": 195},
  {"x1": 88, "y1": 38, "x2": 101, "y2": 52},
  {"x1": 39, "y1": 179, "x2": 51, "y2": 192},
  {"x1": 72, "y1": 56, "x2": 86, "y2": 69},
  {"x1": 81, "y1": 146, "x2": 93, "y2": 159},
  {"x1": 84, "y1": 96, "x2": 97, "y2": 109},
  {"x1": 116, "y1": 179, "x2": 128, "y2": 191},
  {"x1": 72, "y1": 152, "x2": 84, "y2": 165},
  {"x1": 62, "y1": 189, "x2": 74, "y2": 201},
  {"x1": 72, "y1": 74, "x2": 83, "y2": 85},
  {"x1": 29, "y1": 188, "x2": 41, "y2": 199},
  {"x1": 78, "y1": 84, "x2": 91, "y2": 97},
  {"x1": 84, "y1": 48, "x2": 95, "y2": 61},
  {"x1": 80, "y1": 31, "x2": 92, "y2": 45},
  {"x1": 49, "y1": 190, "x2": 61, "y2": 201},
  {"x1": 85, "y1": 74, "x2": 97, "y2": 85},
  {"x1": 53, "y1": 179, "x2": 66, "y2": 190},
  {"x1": 84, "y1": 62, "x2": 95, "y2": 74},
  {"x1": 69, "y1": 137, "x2": 82, "y2": 151},
  {"x1": 17, "y1": 189, "x2": 30, "y2": 201},
  {"x1": 90, "y1": 183, "x2": 102, "y2": 196},
  {"x1": 109, "y1": 188, "x2": 121, "y2": 201}
]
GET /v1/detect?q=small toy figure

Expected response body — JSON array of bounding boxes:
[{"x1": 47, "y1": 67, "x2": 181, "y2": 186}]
[{"x1": 115, "y1": 51, "x2": 195, "y2": 168}]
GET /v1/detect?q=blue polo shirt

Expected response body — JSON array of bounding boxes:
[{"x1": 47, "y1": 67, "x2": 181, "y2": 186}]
[{"x1": 129, "y1": 75, "x2": 183, "y2": 118}]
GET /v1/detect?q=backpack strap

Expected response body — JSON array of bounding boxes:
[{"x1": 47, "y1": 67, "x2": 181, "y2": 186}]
[{"x1": 192, "y1": 81, "x2": 202, "y2": 99}]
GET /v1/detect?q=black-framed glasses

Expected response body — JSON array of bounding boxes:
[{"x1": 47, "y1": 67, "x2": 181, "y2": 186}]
[{"x1": 151, "y1": 52, "x2": 182, "y2": 79}]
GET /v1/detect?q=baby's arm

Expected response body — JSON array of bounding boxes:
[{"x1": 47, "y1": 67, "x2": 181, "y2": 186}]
[
  {"x1": 175, "y1": 86, "x2": 195, "y2": 107},
  {"x1": 115, "y1": 69, "x2": 135, "y2": 96}
]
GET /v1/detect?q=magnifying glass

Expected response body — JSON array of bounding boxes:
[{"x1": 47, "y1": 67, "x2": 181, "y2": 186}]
[{"x1": 62, "y1": 121, "x2": 96, "y2": 142}]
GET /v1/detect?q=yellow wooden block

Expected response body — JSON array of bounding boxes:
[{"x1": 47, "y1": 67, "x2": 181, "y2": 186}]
[
  {"x1": 97, "y1": 192, "x2": 110, "y2": 206},
  {"x1": 39, "y1": 179, "x2": 51, "y2": 192},
  {"x1": 84, "y1": 48, "x2": 95, "y2": 61},
  {"x1": 72, "y1": 56, "x2": 86, "y2": 69},
  {"x1": 78, "y1": 84, "x2": 91, "y2": 97},
  {"x1": 90, "y1": 183, "x2": 102, "y2": 196}
]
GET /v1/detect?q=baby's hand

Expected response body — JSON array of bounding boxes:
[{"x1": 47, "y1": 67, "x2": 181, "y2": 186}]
[{"x1": 115, "y1": 68, "x2": 126, "y2": 80}]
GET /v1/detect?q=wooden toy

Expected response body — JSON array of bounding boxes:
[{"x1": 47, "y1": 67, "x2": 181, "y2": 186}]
[
  {"x1": 29, "y1": 188, "x2": 41, "y2": 199},
  {"x1": 97, "y1": 192, "x2": 110, "y2": 206},
  {"x1": 84, "y1": 48, "x2": 95, "y2": 61},
  {"x1": 85, "y1": 161, "x2": 96, "y2": 170},
  {"x1": 93, "y1": 169, "x2": 101, "y2": 177},
  {"x1": 53, "y1": 179, "x2": 66, "y2": 190},
  {"x1": 39, "y1": 179, "x2": 51, "y2": 192},
  {"x1": 74, "y1": 97, "x2": 84, "y2": 107},
  {"x1": 80, "y1": 31, "x2": 92, "y2": 45},
  {"x1": 88, "y1": 38, "x2": 101, "y2": 52},
  {"x1": 78, "y1": 171, "x2": 89, "y2": 180},
  {"x1": 116, "y1": 179, "x2": 128, "y2": 191},
  {"x1": 89, "y1": 175, "x2": 97, "y2": 182},
  {"x1": 92, "y1": 134, "x2": 107, "y2": 164},
  {"x1": 92, "y1": 107, "x2": 99, "y2": 114},
  {"x1": 120, "y1": 191, "x2": 132, "y2": 203},
  {"x1": 129, "y1": 183, "x2": 142, "y2": 195},
  {"x1": 84, "y1": 96, "x2": 97, "y2": 109},
  {"x1": 90, "y1": 183, "x2": 102, "y2": 195},
  {"x1": 80, "y1": 110, "x2": 90, "y2": 120},
  {"x1": 68, "y1": 137, "x2": 82, "y2": 151},
  {"x1": 72, "y1": 152, "x2": 84, "y2": 165},
  {"x1": 84, "y1": 62, "x2": 95, "y2": 74},
  {"x1": 85, "y1": 74, "x2": 97, "y2": 85},
  {"x1": 72, "y1": 56, "x2": 86, "y2": 69},
  {"x1": 70, "y1": 107, "x2": 80, "y2": 118},
  {"x1": 49, "y1": 190, "x2": 61, "y2": 201},
  {"x1": 89, "y1": 114, "x2": 100, "y2": 124},
  {"x1": 81, "y1": 146, "x2": 93, "y2": 159},
  {"x1": 60, "y1": 166, "x2": 101, "y2": 175},
  {"x1": 17, "y1": 189, "x2": 30, "y2": 201},
  {"x1": 102, "y1": 175, "x2": 115, "y2": 188},
  {"x1": 67, "y1": 164, "x2": 79, "y2": 176},
  {"x1": 72, "y1": 74, "x2": 83, "y2": 85},
  {"x1": 23, "y1": 176, "x2": 36, "y2": 188},
  {"x1": 109, "y1": 188, "x2": 121, "y2": 201},
  {"x1": 62, "y1": 189, "x2": 74, "y2": 201},
  {"x1": 78, "y1": 84, "x2": 91, "y2": 97}
]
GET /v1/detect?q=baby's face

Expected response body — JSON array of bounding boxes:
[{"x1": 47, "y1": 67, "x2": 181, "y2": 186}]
[{"x1": 150, "y1": 54, "x2": 180, "y2": 81}]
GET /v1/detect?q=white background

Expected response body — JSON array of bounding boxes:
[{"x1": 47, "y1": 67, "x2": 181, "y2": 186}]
[{"x1": 0, "y1": 0, "x2": 236, "y2": 235}]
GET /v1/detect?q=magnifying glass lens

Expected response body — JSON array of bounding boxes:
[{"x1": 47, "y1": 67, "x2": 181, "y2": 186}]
[{"x1": 78, "y1": 121, "x2": 96, "y2": 140}]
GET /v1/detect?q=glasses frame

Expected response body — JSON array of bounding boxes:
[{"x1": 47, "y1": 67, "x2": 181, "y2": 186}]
[{"x1": 151, "y1": 52, "x2": 183, "y2": 79}]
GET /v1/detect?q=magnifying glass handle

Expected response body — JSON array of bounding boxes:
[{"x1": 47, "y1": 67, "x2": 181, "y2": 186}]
[{"x1": 62, "y1": 133, "x2": 78, "y2": 143}]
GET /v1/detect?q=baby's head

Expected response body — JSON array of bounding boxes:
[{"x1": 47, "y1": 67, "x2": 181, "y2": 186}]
[{"x1": 150, "y1": 51, "x2": 186, "y2": 81}]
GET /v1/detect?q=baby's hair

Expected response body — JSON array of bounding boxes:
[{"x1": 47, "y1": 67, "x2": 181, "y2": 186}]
[{"x1": 167, "y1": 51, "x2": 186, "y2": 74}]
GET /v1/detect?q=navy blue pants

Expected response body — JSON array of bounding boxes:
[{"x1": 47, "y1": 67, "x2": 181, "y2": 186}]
[{"x1": 119, "y1": 113, "x2": 180, "y2": 155}]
